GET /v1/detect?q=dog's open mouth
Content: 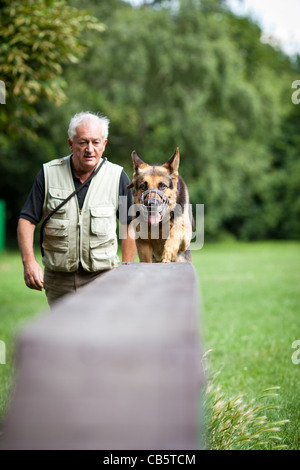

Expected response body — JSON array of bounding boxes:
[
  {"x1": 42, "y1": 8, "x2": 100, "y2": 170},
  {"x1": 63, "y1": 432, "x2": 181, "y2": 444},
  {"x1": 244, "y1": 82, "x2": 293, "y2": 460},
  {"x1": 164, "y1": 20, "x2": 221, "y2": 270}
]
[
  {"x1": 140, "y1": 189, "x2": 168, "y2": 225},
  {"x1": 147, "y1": 209, "x2": 164, "y2": 225}
]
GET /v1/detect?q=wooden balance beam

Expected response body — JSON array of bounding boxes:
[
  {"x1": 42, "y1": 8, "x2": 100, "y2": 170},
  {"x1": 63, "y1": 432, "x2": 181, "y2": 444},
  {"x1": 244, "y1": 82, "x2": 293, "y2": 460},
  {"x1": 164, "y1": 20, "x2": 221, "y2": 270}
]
[{"x1": 0, "y1": 262, "x2": 204, "y2": 450}]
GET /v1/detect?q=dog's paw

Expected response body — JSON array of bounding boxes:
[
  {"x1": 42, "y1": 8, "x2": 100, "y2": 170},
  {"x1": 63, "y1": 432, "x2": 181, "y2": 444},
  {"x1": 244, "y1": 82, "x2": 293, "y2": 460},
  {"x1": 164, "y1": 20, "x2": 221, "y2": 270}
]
[{"x1": 162, "y1": 253, "x2": 172, "y2": 263}]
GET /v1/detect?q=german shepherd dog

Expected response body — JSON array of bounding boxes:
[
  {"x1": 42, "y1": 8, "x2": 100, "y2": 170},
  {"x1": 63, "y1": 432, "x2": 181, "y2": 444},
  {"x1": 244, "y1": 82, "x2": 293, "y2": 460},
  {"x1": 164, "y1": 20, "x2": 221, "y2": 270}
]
[{"x1": 127, "y1": 148, "x2": 193, "y2": 263}]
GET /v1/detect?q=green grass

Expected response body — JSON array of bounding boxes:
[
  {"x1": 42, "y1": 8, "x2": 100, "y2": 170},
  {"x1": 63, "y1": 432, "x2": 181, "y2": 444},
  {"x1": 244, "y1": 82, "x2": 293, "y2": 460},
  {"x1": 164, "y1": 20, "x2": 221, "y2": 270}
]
[
  {"x1": 192, "y1": 241, "x2": 300, "y2": 450},
  {"x1": 0, "y1": 250, "x2": 48, "y2": 418},
  {"x1": 0, "y1": 242, "x2": 299, "y2": 449}
]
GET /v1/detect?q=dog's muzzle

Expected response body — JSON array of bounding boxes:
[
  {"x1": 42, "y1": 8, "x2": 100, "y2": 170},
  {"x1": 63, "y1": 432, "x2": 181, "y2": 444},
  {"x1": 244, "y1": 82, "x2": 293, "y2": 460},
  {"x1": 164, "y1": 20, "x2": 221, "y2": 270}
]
[{"x1": 140, "y1": 189, "x2": 169, "y2": 224}]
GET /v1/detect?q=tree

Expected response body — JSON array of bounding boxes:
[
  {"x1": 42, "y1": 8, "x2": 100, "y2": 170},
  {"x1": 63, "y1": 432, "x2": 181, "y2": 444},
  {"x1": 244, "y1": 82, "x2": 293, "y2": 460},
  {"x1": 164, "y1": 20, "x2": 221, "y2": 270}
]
[
  {"x1": 0, "y1": 0, "x2": 104, "y2": 136},
  {"x1": 2, "y1": 0, "x2": 299, "y2": 241},
  {"x1": 0, "y1": 0, "x2": 104, "y2": 239},
  {"x1": 62, "y1": 0, "x2": 292, "y2": 239}
]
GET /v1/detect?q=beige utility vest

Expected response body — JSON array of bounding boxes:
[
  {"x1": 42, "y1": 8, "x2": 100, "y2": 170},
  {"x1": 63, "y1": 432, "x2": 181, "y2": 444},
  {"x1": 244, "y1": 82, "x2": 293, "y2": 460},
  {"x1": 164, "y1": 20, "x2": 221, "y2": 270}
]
[{"x1": 42, "y1": 155, "x2": 123, "y2": 272}]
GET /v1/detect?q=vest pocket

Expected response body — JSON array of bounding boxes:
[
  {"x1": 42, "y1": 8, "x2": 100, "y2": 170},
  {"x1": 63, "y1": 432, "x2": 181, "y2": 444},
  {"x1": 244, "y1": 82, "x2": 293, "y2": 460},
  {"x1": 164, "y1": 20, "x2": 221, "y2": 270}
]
[
  {"x1": 90, "y1": 206, "x2": 115, "y2": 238},
  {"x1": 47, "y1": 188, "x2": 72, "y2": 216},
  {"x1": 43, "y1": 218, "x2": 69, "y2": 252},
  {"x1": 89, "y1": 238, "x2": 119, "y2": 270}
]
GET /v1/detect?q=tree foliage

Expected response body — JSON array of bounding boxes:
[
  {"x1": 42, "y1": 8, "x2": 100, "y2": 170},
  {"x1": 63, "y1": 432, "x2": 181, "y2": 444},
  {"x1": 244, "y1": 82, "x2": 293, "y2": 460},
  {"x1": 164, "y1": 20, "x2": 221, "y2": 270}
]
[
  {"x1": 0, "y1": 0, "x2": 104, "y2": 236},
  {"x1": 0, "y1": 0, "x2": 104, "y2": 135},
  {"x1": 1, "y1": 0, "x2": 300, "y2": 242}
]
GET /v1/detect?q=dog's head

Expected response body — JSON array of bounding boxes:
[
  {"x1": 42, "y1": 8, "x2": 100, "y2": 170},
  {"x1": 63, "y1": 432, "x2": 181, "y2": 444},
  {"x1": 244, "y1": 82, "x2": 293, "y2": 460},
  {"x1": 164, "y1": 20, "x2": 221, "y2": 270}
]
[{"x1": 127, "y1": 148, "x2": 180, "y2": 225}]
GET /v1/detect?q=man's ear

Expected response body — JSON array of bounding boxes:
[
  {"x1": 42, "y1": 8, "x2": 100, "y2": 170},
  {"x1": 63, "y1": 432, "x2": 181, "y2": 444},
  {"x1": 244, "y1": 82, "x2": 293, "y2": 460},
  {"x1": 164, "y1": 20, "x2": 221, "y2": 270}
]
[
  {"x1": 163, "y1": 147, "x2": 180, "y2": 174},
  {"x1": 68, "y1": 138, "x2": 73, "y2": 151},
  {"x1": 131, "y1": 151, "x2": 148, "y2": 174}
]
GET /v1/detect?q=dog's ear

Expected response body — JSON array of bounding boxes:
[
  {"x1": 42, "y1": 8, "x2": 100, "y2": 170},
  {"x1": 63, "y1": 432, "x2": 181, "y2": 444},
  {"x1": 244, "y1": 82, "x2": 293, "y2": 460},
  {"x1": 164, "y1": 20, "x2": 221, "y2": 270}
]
[
  {"x1": 131, "y1": 151, "x2": 148, "y2": 173},
  {"x1": 163, "y1": 147, "x2": 180, "y2": 174},
  {"x1": 126, "y1": 182, "x2": 134, "y2": 189}
]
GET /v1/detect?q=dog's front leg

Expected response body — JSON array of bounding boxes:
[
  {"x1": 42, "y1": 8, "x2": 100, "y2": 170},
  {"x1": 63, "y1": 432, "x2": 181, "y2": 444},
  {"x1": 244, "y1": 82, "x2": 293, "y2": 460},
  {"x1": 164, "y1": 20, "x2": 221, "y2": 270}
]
[
  {"x1": 161, "y1": 238, "x2": 181, "y2": 263},
  {"x1": 136, "y1": 240, "x2": 153, "y2": 263},
  {"x1": 161, "y1": 216, "x2": 189, "y2": 262}
]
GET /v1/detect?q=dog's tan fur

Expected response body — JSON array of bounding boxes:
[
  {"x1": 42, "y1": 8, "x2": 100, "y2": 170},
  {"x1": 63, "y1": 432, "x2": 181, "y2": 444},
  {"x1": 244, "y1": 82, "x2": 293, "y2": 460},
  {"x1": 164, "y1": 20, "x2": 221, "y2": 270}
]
[{"x1": 127, "y1": 148, "x2": 193, "y2": 263}]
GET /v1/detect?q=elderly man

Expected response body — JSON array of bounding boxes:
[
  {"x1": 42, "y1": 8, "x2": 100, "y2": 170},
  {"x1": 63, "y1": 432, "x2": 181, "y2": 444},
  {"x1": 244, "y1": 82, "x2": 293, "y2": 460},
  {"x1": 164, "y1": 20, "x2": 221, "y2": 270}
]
[{"x1": 17, "y1": 111, "x2": 136, "y2": 305}]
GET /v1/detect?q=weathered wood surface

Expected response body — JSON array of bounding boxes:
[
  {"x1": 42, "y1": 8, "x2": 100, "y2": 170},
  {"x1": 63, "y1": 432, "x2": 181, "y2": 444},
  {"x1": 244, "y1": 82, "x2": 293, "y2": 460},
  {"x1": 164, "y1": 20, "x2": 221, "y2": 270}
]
[{"x1": 0, "y1": 262, "x2": 204, "y2": 450}]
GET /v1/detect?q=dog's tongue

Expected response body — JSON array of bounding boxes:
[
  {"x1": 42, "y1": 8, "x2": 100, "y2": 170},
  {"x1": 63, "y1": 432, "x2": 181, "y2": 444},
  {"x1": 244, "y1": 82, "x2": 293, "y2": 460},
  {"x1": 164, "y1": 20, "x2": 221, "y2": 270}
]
[{"x1": 148, "y1": 213, "x2": 161, "y2": 225}]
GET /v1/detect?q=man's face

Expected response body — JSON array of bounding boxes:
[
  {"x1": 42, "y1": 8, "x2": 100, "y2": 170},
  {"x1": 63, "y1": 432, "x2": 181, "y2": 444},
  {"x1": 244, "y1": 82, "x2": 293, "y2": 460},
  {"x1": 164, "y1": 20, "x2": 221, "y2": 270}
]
[{"x1": 68, "y1": 120, "x2": 107, "y2": 175}]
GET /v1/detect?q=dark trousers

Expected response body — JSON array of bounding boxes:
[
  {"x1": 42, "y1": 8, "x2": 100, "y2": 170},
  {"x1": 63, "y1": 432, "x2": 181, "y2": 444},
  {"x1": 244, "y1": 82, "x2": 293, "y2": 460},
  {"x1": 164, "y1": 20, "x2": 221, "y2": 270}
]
[{"x1": 44, "y1": 266, "x2": 108, "y2": 306}]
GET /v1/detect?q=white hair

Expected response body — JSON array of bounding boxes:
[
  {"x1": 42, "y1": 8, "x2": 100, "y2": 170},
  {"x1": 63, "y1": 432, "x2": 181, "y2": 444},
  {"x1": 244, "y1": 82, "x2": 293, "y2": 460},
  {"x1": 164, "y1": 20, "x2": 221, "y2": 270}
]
[{"x1": 68, "y1": 111, "x2": 110, "y2": 140}]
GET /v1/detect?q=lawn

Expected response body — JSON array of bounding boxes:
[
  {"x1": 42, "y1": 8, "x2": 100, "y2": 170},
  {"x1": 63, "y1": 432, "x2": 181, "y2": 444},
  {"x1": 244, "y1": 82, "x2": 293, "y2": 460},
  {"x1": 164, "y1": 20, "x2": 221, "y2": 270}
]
[
  {"x1": 193, "y1": 241, "x2": 300, "y2": 450},
  {"x1": 0, "y1": 250, "x2": 48, "y2": 418},
  {"x1": 0, "y1": 241, "x2": 299, "y2": 449}
]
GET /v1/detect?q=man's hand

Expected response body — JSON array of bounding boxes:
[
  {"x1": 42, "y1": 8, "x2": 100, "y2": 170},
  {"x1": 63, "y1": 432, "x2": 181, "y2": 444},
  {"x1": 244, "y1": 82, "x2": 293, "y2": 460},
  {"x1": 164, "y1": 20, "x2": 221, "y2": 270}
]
[
  {"x1": 17, "y1": 218, "x2": 44, "y2": 291},
  {"x1": 23, "y1": 259, "x2": 44, "y2": 291}
]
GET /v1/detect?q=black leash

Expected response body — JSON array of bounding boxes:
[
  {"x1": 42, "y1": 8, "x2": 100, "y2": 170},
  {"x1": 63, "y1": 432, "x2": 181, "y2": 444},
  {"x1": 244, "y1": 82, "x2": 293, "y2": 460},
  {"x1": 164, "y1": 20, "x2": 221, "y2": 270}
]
[{"x1": 40, "y1": 157, "x2": 107, "y2": 257}]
